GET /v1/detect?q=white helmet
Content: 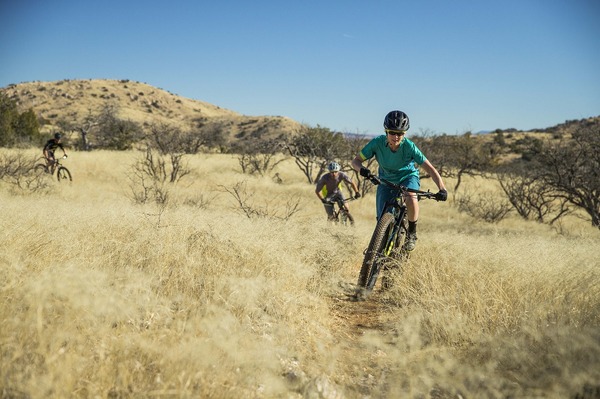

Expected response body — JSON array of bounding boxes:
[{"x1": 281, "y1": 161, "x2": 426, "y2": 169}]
[{"x1": 327, "y1": 161, "x2": 341, "y2": 172}]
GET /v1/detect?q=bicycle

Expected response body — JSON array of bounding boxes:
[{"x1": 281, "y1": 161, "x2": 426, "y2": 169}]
[
  {"x1": 324, "y1": 197, "x2": 356, "y2": 226},
  {"x1": 35, "y1": 155, "x2": 72, "y2": 182},
  {"x1": 354, "y1": 173, "x2": 439, "y2": 300}
]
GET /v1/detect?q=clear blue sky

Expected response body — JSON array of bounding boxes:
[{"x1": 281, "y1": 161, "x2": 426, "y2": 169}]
[{"x1": 1, "y1": 0, "x2": 599, "y2": 135}]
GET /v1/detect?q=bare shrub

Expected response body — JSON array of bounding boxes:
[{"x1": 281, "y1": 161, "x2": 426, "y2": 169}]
[
  {"x1": 0, "y1": 151, "x2": 50, "y2": 193},
  {"x1": 534, "y1": 126, "x2": 600, "y2": 228},
  {"x1": 182, "y1": 193, "x2": 215, "y2": 209},
  {"x1": 220, "y1": 181, "x2": 301, "y2": 220},
  {"x1": 497, "y1": 173, "x2": 571, "y2": 225},
  {"x1": 128, "y1": 123, "x2": 197, "y2": 205},
  {"x1": 128, "y1": 147, "x2": 172, "y2": 205},
  {"x1": 457, "y1": 191, "x2": 512, "y2": 223},
  {"x1": 237, "y1": 139, "x2": 285, "y2": 176}
]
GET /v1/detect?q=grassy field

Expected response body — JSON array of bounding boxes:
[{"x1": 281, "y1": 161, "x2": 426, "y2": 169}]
[{"x1": 1, "y1": 149, "x2": 599, "y2": 398}]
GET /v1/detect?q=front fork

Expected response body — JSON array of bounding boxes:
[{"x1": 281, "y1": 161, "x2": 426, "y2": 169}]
[{"x1": 383, "y1": 206, "x2": 406, "y2": 256}]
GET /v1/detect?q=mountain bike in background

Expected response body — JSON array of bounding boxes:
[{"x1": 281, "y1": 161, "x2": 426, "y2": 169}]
[
  {"x1": 35, "y1": 155, "x2": 72, "y2": 182},
  {"x1": 354, "y1": 173, "x2": 440, "y2": 300},
  {"x1": 324, "y1": 198, "x2": 355, "y2": 226}
]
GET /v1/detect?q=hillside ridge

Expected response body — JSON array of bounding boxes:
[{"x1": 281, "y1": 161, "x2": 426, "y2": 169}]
[
  {"x1": 2, "y1": 79, "x2": 598, "y2": 142},
  {"x1": 1, "y1": 79, "x2": 303, "y2": 141}
]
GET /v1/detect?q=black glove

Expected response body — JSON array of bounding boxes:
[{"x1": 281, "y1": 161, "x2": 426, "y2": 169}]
[
  {"x1": 435, "y1": 189, "x2": 448, "y2": 202},
  {"x1": 354, "y1": 192, "x2": 361, "y2": 199},
  {"x1": 359, "y1": 167, "x2": 371, "y2": 177},
  {"x1": 321, "y1": 198, "x2": 330, "y2": 204}
]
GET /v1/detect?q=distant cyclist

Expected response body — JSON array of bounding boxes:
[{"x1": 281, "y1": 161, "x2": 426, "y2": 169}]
[
  {"x1": 43, "y1": 132, "x2": 68, "y2": 173},
  {"x1": 351, "y1": 110, "x2": 447, "y2": 251},
  {"x1": 315, "y1": 161, "x2": 361, "y2": 222}
]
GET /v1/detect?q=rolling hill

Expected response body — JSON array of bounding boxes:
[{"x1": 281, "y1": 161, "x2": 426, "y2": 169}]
[
  {"x1": 2, "y1": 79, "x2": 598, "y2": 150},
  {"x1": 1, "y1": 79, "x2": 303, "y2": 143}
]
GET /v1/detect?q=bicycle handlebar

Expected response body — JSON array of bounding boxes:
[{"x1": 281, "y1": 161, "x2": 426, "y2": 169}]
[
  {"x1": 323, "y1": 197, "x2": 356, "y2": 206},
  {"x1": 367, "y1": 174, "x2": 439, "y2": 200}
]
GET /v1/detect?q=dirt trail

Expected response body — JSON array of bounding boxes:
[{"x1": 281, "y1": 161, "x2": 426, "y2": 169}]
[
  {"x1": 329, "y1": 281, "x2": 398, "y2": 337},
  {"x1": 326, "y1": 281, "x2": 401, "y2": 396}
]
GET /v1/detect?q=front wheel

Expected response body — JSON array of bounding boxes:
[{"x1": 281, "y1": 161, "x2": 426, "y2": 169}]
[
  {"x1": 56, "y1": 167, "x2": 72, "y2": 182},
  {"x1": 356, "y1": 212, "x2": 395, "y2": 296},
  {"x1": 340, "y1": 209, "x2": 354, "y2": 226}
]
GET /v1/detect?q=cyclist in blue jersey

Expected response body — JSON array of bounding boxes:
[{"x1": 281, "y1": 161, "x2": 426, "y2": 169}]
[{"x1": 351, "y1": 110, "x2": 447, "y2": 251}]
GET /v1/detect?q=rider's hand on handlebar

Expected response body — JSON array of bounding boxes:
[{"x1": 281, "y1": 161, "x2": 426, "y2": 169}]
[
  {"x1": 359, "y1": 167, "x2": 371, "y2": 177},
  {"x1": 321, "y1": 198, "x2": 330, "y2": 204},
  {"x1": 354, "y1": 192, "x2": 361, "y2": 199},
  {"x1": 435, "y1": 189, "x2": 448, "y2": 202}
]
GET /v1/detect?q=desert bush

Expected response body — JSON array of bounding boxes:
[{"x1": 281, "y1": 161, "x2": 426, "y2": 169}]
[
  {"x1": 497, "y1": 173, "x2": 571, "y2": 224},
  {"x1": 220, "y1": 180, "x2": 301, "y2": 220},
  {"x1": 127, "y1": 119, "x2": 198, "y2": 206},
  {"x1": 0, "y1": 150, "x2": 50, "y2": 193},
  {"x1": 0, "y1": 92, "x2": 41, "y2": 147},
  {"x1": 456, "y1": 190, "x2": 512, "y2": 223},
  {"x1": 533, "y1": 126, "x2": 600, "y2": 228},
  {"x1": 128, "y1": 146, "x2": 176, "y2": 205},
  {"x1": 236, "y1": 139, "x2": 285, "y2": 176}
]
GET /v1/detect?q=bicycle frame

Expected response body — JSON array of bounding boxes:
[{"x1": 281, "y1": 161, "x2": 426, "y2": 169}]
[
  {"x1": 325, "y1": 197, "x2": 355, "y2": 225},
  {"x1": 35, "y1": 155, "x2": 72, "y2": 182},
  {"x1": 377, "y1": 176, "x2": 433, "y2": 252},
  {"x1": 356, "y1": 174, "x2": 435, "y2": 298}
]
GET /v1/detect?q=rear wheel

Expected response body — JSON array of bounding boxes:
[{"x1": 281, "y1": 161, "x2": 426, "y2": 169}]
[
  {"x1": 34, "y1": 164, "x2": 49, "y2": 174},
  {"x1": 56, "y1": 167, "x2": 72, "y2": 182},
  {"x1": 356, "y1": 212, "x2": 395, "y2": 297}
]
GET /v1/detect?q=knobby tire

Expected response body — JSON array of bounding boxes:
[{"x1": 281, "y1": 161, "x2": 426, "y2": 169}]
[
  {"x1": 34, "y1": 164, "x2": 48, "y2": 174},
  {"x1": 340, "y1": 209, "x2": 354, "y2": 226},
  {"x1": 357, "y1": 212, "x2": 395, "y2": 294},
  {"x1": 57, "y1": 167, "x2": 72, "y2": 182}
]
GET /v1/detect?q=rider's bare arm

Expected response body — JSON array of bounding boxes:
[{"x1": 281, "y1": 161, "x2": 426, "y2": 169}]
[
  {"x1": 351, "y1": 155, "x2": 364, "y2": 173},
  {"x1": 420, "y1": 160, "x2": 446, "y2": 192}
]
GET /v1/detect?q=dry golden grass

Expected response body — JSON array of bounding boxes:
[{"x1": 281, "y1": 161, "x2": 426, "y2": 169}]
[{"x1": 1, "y1": 149, "x2": 599, "y2": 398}]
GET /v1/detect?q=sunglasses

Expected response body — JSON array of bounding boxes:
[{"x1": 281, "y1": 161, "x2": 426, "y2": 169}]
[{"x1": 385, "y1": 129, "x2": 406, "y2": 137}]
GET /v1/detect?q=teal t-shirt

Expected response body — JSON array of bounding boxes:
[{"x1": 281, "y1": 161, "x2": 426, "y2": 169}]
[{"x1": 359, "y1": 135, "x2": 426, "y2": 184}]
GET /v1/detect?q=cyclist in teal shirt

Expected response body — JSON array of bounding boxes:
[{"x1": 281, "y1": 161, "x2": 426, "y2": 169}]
[{"x1": 351, "y1": 110, "x2": 447, "y2": 251}]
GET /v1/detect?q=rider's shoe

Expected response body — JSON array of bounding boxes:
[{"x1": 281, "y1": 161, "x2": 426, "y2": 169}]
[{"x1": 403, "y1": 232, "x2": 418, "y2": 252}]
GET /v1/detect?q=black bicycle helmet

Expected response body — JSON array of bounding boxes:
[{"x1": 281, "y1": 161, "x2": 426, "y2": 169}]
[
  {"x1": 54, "y1": 132, "x2": 62, "y2": 139},
  {"x1": 383, "y1": 110, "x2": 410, "y2": 131}
]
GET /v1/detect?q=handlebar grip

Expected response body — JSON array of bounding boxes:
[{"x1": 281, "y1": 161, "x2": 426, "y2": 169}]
[{"x1": 368, "y1": 175, "x2": 380, "y2": 185}]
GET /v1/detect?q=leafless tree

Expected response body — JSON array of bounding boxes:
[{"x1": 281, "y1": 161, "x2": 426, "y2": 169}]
[
  {"x1": 414, "y1": 132, "x2": 498, "y2": 194},
  {"x1": 535, "y1": 126, "x2": 600, "y2": 228},
  {"x1": 237, "y1": 139, "x2": 286, "y2": 176},
  {"x1": 497, "y1": 173, "x2": 571, "y2": 225},
  {"x1": 283, "y1": 125, "x2": 347, "y2": 184}
]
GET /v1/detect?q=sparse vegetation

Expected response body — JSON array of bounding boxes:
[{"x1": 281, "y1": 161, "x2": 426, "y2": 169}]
[
  {"x1": 0, "y1": 92, "x2": 41, "y2": 147},
  {"x1": 1, "y1": 150, "x2": 599, "y2": 398},
  {"x1": 0, "y1": 150, "x2": 50, "y2": 193},
  {"x1": 1, "y1": 79, "x2": 303, "y2": 151}
]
